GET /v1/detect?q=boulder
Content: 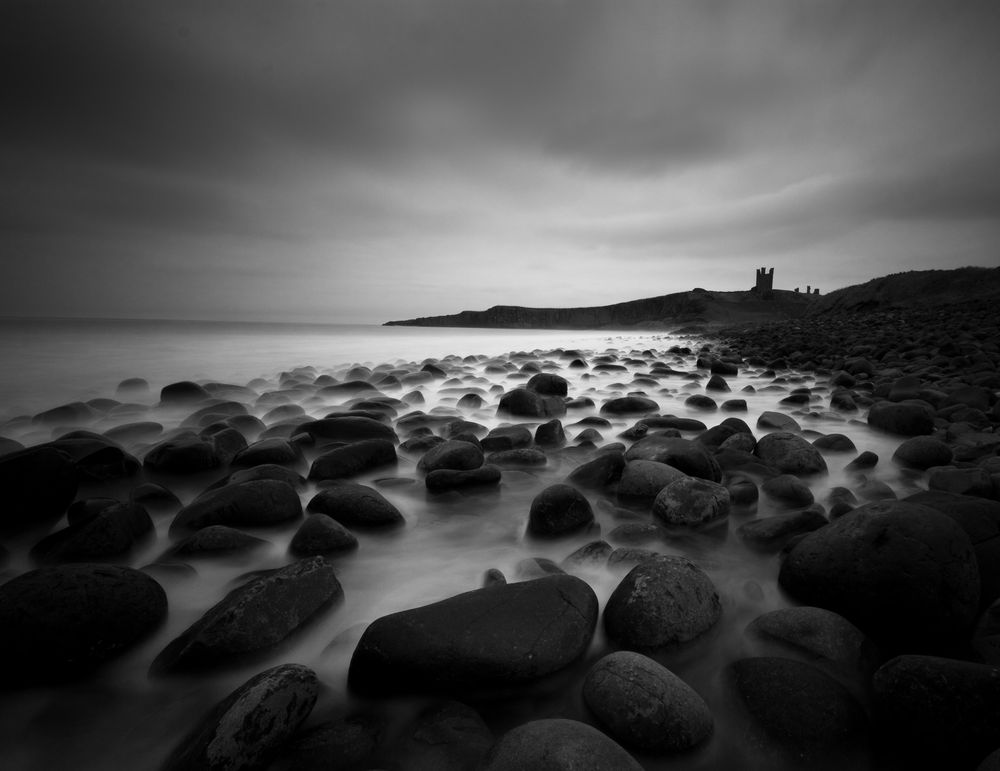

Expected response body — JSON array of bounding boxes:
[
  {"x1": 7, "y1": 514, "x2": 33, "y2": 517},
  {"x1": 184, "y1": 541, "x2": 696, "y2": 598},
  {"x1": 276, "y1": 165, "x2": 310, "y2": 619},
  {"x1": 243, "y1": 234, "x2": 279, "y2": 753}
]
[
  {"x1": 867, "y1": 400, "x2": 935, "y2": 436},
  {"x1": 892, "y1": 436, "x2": 953, "y2": 469},
  {"x1": 231, "y1": 438, "x2": 304, "y2": 468},
  {"x1": 480, "y1": 719, "x2": 642, "y2": 771},
  {"x1": 604, "y1": 556, "x2": 721, "y2": 649},
  {"x1": 0, "y1": 446, "x2": 78, "y2": 535},
  {"x1": 163, "y1": 663, "x2": 318, "y2": 771},
  {"x1": 0, "y1": 564, "x2": 166, "y2": 685},
  {"x1": 534, "y1": 419, "x2": 566, "y2": 447},
  {"x1": 392, "y1": 701, "x2": 493, "y2": 771},
  {"x1": 652, "y1": 477, "x2": 730, "y2": 529},
  {"x1": 31, "y1": 501, "x2": 153, "y2": 564},
  {"x1": 761, "y1": 474, "x2": 815, "y2": 508},
  {"x1": 625, "y1": 435, "x2": 722, "y2": 482},
  {"x1": 526, "y1": 373, "x2": 569, "y2": 396},
  {"x1": 160, "y1": 381, "x2": 211, "y2": 404},
  {"x1": 737, "y1": 509, "x2": 828, "y2": 552},
  {"x1": 600, "y1": 396, "x2": 659, "y2": 415},
  {"x1": 308, "y1": 439, "x2": 397, "y2": 480},
  {"x1": 757, "y1": 411, "x2": 801, "y2": 432},
  {"x1": 565, "y1": 450, "x2": 625, "y2": 489},
  {"x1": 270, "y1": 714, "x2": 383, "y2": 771},
  {"x1": 162, "y1": 525, "x2": 270, "y2": 561},
  {"x1": 289, "y1": 513, "x2": 359, "y2": 557},
  {"x1": 297, "y1": 416, "x2": 398, "y2": 444},
  {"x1": 526, "y1": 484, "x2": 594, "y2": 538},
  {"x1": 480, "y1": 425, "x2": 533, "y2": 452},
  {"x1": 726, "y1": 657, "x2": 868, "y2": 768},
  {"x1": 348, "y1": 575, "x2": 597, "y2": 698},
  {"x1": 426, "y1": 465, "x2": 502, "y2": 492},
  {"x1": 873, "y1": 655, "x2": 1000, "y2": 770},
  {"x1": 44, "y1": 434, "x2": 140, "y2": 483},
  {"x1": 497, "y1": 388, "x2": 565, "y2": 418},
  {"x1": 779, "y1": 500, "x2": 980, "y2": 655},
  {"x1": 418, "y1": 440, "x2": 484, "y2": 473},
  {"x1": 307, "y1": 482, "x2": 405, "y2": 529},
  {"x1": 170, "y1": 479, "x2": 302, "y2": 535},
  {"x1": 583, "y1": 651, "x2": 713, "y2": 753},
  {"x1": 755, "y1": 432, "x2": 828, "y2": 475},
  {"x1": 616, "y1": 459, "x2": 687, "y2": 503},
  {"x1": 150, "y1": 557, "x2": 342, "y2": 674},
  {"x1": 143, "y1": 434, "x2": 221, "y2": 475}
]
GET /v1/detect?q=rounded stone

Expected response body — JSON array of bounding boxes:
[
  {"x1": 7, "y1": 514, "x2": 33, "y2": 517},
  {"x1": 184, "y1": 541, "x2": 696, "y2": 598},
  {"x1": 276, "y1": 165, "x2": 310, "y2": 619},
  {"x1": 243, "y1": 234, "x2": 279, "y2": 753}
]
[
  {"x1": 289, "y1": 513, "x2": 359, "y2": 556},
  {"x1": 583, "y1": 651, "x2": 713, "y2": 753},
  {"x1": 761, "y1": 474, "x2": 815, "y2": 508},
  {"x1": 169, "y1": 479, "x2": 303, "y2": 535},
  {"x1": 892, "y1": 436, "x2": 954, "y2": 469},
  {"x1": 755, "y1": 431, "x2": 828, "y2": 475},
  {"x1": 652, "y1": 477, "x2": 730, "y2": 528},
  {"x1": 526, "y1": 483, "x2": 594, "y2": 538},
  {"x1": 600, "y1": 396, "x2": 660, "y2": 415},
  {"x1": 867, "y1": 400, "x2": 935, "y2": 436},
  {"x1": 616, "y1": 460, "x2": 687, "y2": 503},
  {"x1": 307, "y1": 482, "x2": 405, "y2": 529},
  {"x1": 604, "y1": 555, "x2": 721, "y2": 649},
  {"x1": 418, "y1": 439, "x2": 484, "y2": 473},
  {"x1": 480, "y1": 719, "x2": 643, "y2": 771}
]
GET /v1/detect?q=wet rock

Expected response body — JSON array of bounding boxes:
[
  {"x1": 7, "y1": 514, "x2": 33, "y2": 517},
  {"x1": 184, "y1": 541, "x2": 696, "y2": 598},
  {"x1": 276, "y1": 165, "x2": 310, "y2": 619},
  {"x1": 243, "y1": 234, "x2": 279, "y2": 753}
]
[
  {"x1": 497, "y1": 388, "x2": 565, "y2": 418},
  {"x1": 288, "y1": 513, "x2": 359, "y2": 557},
  {"x1": 617, "y1": 459, "x2": 687, "y2": 503},
  {"x1": 779, "y1": 500, "x2": 980, "y2": 655},
  {"x1": 583, "y1": 651, "x2": 713, "y2": 753},
  {"x1": 738, "y1": 509, "x2": 828, "y2": 552},
  {"x1": 103, "y1": 421, "x2": 163, "y2": 446},
  {"x1": 755, "y1": 431, "x2": 828, "y2": 476},
  {"x1": 170, "y1": 479, "x2": 302, "y2": 535},
  {"x1": 348, "y1": 574, "x2": 597, "y2": 698},
  {"x1": 480, "y1": 425, "x2": 533, "y2": 452},
  {"x1": 144, "y1": 433, "x2": 221, "y2": 475},
  {"x1": 812, "y1": 433, "x2": 857, "y2": 453},
  {"x1": 867, "y1": 399, "x2": 935, "y2": 436},
  {"x1": 565, "y1": 450, "x2": 626, "y2": 489},
  {"x1": 757, "y1": 411, "x2": 801, "y2": 432},
  {"x1": 150, "y1": 556, "x2": 342, "y2": 674},
  {"x1": 600, "y1": 396, "x2": 659, "y2": 415},
  {"x1": 761, "y1": 474, "x2": 815, "y2": 508},
  {"x1": 425, "y1": 464, "x2": 502, "y2": 492},
  {"x1": 224, "y1": 463, "x2": 306, "y2": 489},
  {"x1": 487, "y1": 448, "x2": 547, "y2": 467},
  {"x1": 271, "y1": 714, "x2": 383, "y2": 771},
  {"x1": 727, "y1": 475, "x2": 759, "y2": 506},
  {"x1": 743, "y1": 606, "x2": 879, "y2": 703},
  {"x1": 928, "y1": 465, "x2": 993, "y2": 497},
  {"x1": 726, "y1": 657, "x2": 868, "y2": 769},
  {"x1": 163, "y1": 663, "x2": 318, "y2": 771},
  {"x1": 45, "y1": 433, "x2": 141, "y2": 483},
  {"x1": 201, "y1": 425, "x2": 248, "y2": 465},
  {"x1": 116, "y1": 377, "x2": 149, "y2": 394},
  {"x1": 625, "y1": 435, "x2": 722, "y2": 482},
  {"x1": 480, "y1": 718, "x2": 643, "y2": 771},
  {"x1": 526, "y1": 372, "x2": 569, "y2": 396},
  {"x1": 873, "y1": 655, "x2": 1000, "y2": 770},
  {"x1": 33, "y1": 401, "x2": 98, "y2": 426},
  {"x1": 534, "y1": 419, "x2": 566, "y2": 447},
  {"x1": 604, "y1": 556, "x2": 721, "y2": 649},
  {"x1": 892, "y1": 435, "x2": 953, "y2": 469},
  {"x1": 297, "y1": 416, "x2": 399, "y2": 444},
  {"x1": 844, "y1": 450, "x2": 879, "y2": 472},
  {"x1": 418, "y1": 439, "x2": 484, "y2": 473},
  {"x1": 392, "y1": 700, "x2": 493, "y2": 771},
  {"x1": 163, "y1": 525, "x2": 270, "y2": 561},
  {"x1": 526, "y1": 483, "x2": 594, "y2": 538},
  {"x1": 31, "y1": 501, "x2": 153, "y2": 564},
  {"x1": 130, "y1": 481, "x2": 181, "y2": 509},
  {"x1": 685, "y1": 394, "x2": 718, "y2": 411},
  {"x1": 231, "y1": 438, "x2": 304, "y2": 468},
  {"x1": 0, "y1": 564, "x2": 167, "y2": 685},
  {"x1": 652, "y1": 477, "x2": 730, "y2": 529},
  {"x1": 0, "y1": 445, "x2": 78, "y2": 535},
  {"x1": 308, "y1": 438, "x2": 397, "y2": 480},
  {"x1": 307, "y1": 482, "x2": 405, "y2": 529},
  {"x1": 160, "y1": 380, "x2": 212, "y2": 404},
  {"x1": 561, "y1": 540, "x2": 613, "y2": 569}
]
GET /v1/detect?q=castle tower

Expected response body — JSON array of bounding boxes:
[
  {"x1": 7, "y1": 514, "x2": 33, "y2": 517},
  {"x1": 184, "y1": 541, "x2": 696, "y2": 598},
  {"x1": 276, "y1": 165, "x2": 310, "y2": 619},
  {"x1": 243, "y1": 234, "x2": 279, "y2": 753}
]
[{"x1": 755, "y1": 267, "x2": 774, "y2": 293}]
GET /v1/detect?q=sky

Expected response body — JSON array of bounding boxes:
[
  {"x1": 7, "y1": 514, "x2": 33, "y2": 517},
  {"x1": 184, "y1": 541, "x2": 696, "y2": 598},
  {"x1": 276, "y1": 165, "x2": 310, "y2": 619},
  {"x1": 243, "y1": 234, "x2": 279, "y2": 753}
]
[{"x1": 2, "y1": 0, "x2": 999, "y2": 324}]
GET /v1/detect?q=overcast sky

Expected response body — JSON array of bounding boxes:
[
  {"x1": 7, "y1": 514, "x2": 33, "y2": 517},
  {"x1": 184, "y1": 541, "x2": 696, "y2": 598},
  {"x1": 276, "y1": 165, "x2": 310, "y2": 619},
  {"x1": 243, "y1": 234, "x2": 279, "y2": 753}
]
[{"x1": 2, "y1": 1, "x2": 998, "y2": 324}]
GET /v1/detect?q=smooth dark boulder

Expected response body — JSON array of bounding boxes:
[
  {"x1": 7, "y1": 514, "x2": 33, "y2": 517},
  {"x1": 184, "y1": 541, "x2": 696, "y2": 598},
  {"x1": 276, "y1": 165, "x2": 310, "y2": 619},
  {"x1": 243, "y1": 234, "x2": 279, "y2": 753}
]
[
  {"x1": 761, "y1": 474, "x2": 815, "y2": 507},
  {"x1": 45, "y1": 434, "x2": 140, "y2": 483},
  {"x1": 231, "y1": 437, "x2": 304, "y2": 468},
  {"x1": 779, "y1": 500, "x2": 980, "y2": 655},
  {"x1": 271, "y1": 714, "x2": 383, "y2": 771},
  {"x1": 170, "y1": 479, "x2": 302, "y2": 535},
  {"x1": 425, "y1": 464, "x2": 502, "y2": 492},
  {"x1": 162, "y1": 663, "x2": 318, "y2": 771},
  {"x1": 737, "y1": 509, "x2": 828, "y2": 552},
  {"x1": 393, "y1": 700, "x2": 493, "y2": 771},
  {"x1": 0, "y1": 564, "x2": 166, "y2": 685},
  {"x1": 755, "y1": 431, "x2": 828, "y2": 475},
  {"x1": 480, "y1": 718, "x2": 642, "y2": 771},
  {"x1": 566, "y1": 450, "x2": 625, "y2": 489},
  {"x1": 143, "y1": 434, "x2": 221, "y2": 474},
  {"x1": 480, "y1": 425, "x2": 533, "y2": 452},
  {"x1": 289, "y1": 513, "x2": 359, "y2": 556},
  {"x1": 160, "y1": 381, "x2": 212, "y2": 404},
  {"x1": 0, "y1": 446, "x2": 78, "y2": 535},
  {"x1": 308, "y1": 439, "x2": 397, "y2": 480},
  {"x1": 534, "y1": 419, "x2": 566, "y2": 447},
  {"x1": 348, "y1": 574, "x2": 598, "y2": 698},
  {"x1": 150, "y1": 556, "x2": 342, "y2": 674},
  {"x1": 526, "y1": 484, "x2": 594, "y2": 538},
  {"x1": 31, "y1": 501, "x2": 153, "y2": 564},
  {"x1": 487, "y1": 448, "x2": 547, "y2": 467},
  {"x1": 617, "y1": 459, "x2": 687, "y2": 503},
  {"x1": 604, "y1": 556, "x2": 721, "y2": 649},
  {"x1": 625, "y1": 435, "x2": 722, "y2": 482},
  {"x1": 298, "y1": 416, "x2": 398, "y2": 444},
  {"x1": 652, "y1": 477, "x2": 730, "y2": 529},
  {"x1": 163, "y1": 525, "x2": 270, "y2": 561},
  {"x1": 726, "y1": 657, "x2": 869, "y2": 769},
  {"x1": 418, "y1": 439, "x2": 484, "y2": 473},
  {"x1": 307, "y1": 482, "x2": 404, "y2": 529},
  {"x1": 497, "y1": 388, "x2": 565, "y2": 418},
  {"x1": 583, "y1": 651, "x2": 713, "y2": 753},
  {"x1": 600, "y1": 396, "x2": 659, "y2": 415},
  {"x1": 873, "y1": 655, "x2": 1000, "y2": 770},
  {"x1": 892, "y1": 435, "x2": 953, "y2": 469},
  {"x1": 867, "y1": 399, "x2": 935, "y2": 436},
  {"x1": 526, "y1": 372, "x2": 569, "y2": 396}
]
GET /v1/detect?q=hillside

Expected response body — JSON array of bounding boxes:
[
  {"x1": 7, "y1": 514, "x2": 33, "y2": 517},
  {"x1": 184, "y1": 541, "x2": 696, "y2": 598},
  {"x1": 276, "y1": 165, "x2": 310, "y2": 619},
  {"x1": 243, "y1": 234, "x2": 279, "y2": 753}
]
[{"x1": 384, "y1": 288, "x2": 816, "y2": 330}]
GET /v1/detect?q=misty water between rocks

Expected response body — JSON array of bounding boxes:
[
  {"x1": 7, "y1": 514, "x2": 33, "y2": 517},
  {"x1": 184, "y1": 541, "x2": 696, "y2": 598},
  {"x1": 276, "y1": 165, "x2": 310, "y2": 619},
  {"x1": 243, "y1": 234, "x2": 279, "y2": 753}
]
[{"x1": 0, "y1": 319, "x2": 917, "y2": 770}]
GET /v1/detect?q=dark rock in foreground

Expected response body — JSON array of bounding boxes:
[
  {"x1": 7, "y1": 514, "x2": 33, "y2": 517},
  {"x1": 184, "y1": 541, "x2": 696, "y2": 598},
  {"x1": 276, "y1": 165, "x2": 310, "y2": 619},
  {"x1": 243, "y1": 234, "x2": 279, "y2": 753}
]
[
  {"x1": 0, "y1": 446, "x2": 78, "y2": 535},
  {"x1": 150, "y1": 556, "x2": 342, "y2": 675},
  {"x1": 480, "y1": 718, "x2": 643, "y2": 771},
  {"x1": 0, "y1": 564, "x2": 167, "y2": 686},
  {"x1": 308, "y1": 439, "x2": 397, "y2": 480},
  {"x1": 163, "y1": 663, "x2": 318, "y2": 771},
  {"x1": 348, "y1": 574, "x2": 597, "y2": 698},
  {"x1": 169, "y1": 479, "x2": 303, "y2": 535}
]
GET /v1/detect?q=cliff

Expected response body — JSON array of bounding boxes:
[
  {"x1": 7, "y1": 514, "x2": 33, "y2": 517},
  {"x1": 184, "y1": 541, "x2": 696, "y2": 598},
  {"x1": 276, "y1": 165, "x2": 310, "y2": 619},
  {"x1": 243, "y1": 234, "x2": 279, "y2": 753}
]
[{"x1": 384, "y1": 289, "x2": 817, "y2": 330}]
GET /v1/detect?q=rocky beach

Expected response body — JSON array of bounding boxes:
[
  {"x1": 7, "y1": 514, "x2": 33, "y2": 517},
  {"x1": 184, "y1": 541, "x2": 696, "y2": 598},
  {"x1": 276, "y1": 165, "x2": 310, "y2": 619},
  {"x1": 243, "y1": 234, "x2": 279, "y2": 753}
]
[{"x1": 1, "y1": 291, "x2": 999, "y2": 770}]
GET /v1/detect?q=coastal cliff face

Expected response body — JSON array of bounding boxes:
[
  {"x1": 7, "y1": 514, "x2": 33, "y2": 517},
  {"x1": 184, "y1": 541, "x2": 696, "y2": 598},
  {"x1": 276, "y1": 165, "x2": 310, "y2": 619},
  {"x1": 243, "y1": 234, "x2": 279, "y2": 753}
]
[{"x1": 384, "y1": 289, "x2": 815, "y2": 330}]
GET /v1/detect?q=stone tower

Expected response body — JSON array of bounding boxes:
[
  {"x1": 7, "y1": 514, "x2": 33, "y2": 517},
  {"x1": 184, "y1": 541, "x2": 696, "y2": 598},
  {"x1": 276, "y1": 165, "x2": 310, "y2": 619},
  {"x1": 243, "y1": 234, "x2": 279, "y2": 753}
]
[{"x1": 755, "y1": 267, "x2": 774, "y2": 293}]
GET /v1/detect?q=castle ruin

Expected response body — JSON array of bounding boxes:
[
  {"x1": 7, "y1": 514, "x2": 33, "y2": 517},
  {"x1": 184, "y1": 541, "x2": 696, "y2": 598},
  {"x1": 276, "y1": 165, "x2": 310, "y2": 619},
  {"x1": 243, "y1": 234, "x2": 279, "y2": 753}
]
[{"x1": 755, "y1": 268, "x2": 820, "y2": 296}]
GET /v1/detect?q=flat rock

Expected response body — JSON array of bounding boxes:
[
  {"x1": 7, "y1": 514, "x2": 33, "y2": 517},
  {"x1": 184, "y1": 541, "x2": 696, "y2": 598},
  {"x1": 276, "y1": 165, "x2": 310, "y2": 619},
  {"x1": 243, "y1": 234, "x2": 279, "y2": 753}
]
[{"x1": 348, "y1": 574, "x2": 597, "y2": 698}]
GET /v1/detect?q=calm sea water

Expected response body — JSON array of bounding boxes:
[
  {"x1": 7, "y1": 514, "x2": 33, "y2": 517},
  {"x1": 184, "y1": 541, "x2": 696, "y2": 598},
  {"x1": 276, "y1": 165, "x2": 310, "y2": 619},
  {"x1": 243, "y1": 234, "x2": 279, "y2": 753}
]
[{"x1": 0, "y1": 317, "x2": 674, "y2": 419}]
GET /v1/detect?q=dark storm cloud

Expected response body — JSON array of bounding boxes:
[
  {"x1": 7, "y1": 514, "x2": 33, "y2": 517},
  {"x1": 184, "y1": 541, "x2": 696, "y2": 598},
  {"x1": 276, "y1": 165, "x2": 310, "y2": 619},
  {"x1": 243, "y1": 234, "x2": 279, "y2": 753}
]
[{"x1": 1, "y1": 0, "x2": 999, "y2": 322}]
